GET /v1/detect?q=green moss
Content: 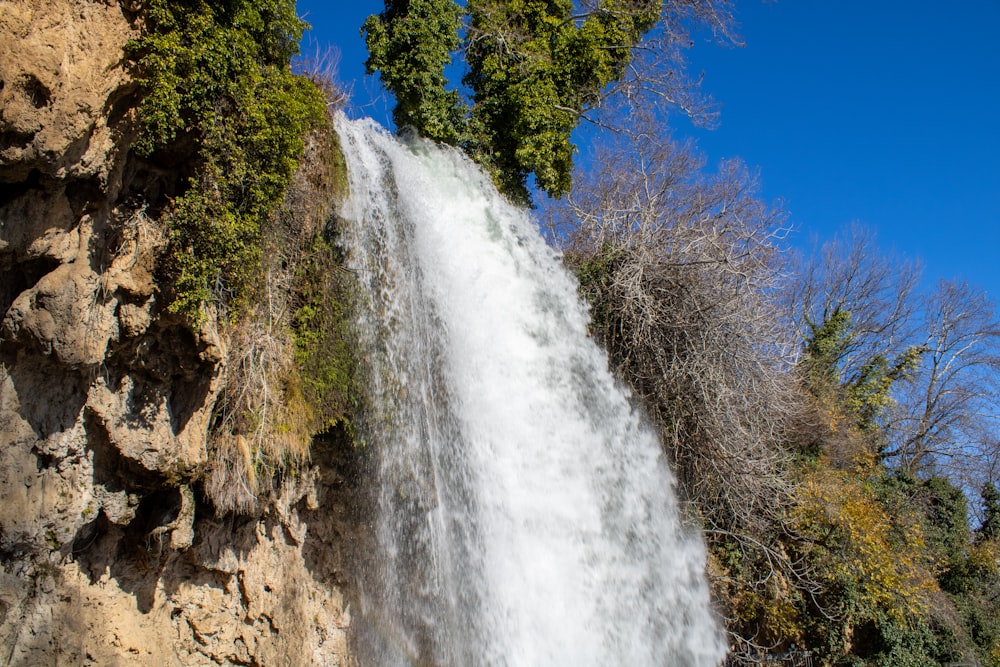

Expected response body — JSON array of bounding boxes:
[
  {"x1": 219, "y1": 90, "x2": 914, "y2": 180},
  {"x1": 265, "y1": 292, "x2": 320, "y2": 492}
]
[
  {"x1": 127, "y1": 0, "x2": 328, "y2": 322},
  {"x1": 291, "y1": 231, "x2": 357, "y2": 435}
]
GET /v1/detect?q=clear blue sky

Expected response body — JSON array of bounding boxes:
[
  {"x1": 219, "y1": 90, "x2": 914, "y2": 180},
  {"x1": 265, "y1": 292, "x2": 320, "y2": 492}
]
[{"x1": 296, "y1": 0, "x2": 1000, "y2": 300}]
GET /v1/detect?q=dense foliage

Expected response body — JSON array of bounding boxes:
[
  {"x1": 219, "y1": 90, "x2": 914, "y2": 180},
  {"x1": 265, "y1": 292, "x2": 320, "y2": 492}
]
[
  {"x1": 365, "y1": 0, "x2": 734, "y2": 203},
  {"x1": 463, "y1": 0, "x2": 660, "y2": 199},
  {"x1": 362, "y1": 0, "x2": 467, "y2": 144},
  {"x1": 127, "y1": 0, "x2": 327, "y2": 321}
]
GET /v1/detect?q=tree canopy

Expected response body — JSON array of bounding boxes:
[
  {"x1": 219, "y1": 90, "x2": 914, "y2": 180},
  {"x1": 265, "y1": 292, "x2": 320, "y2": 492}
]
[{"x1": 364, "y1": 0, "x2": 736, "y2": 203}]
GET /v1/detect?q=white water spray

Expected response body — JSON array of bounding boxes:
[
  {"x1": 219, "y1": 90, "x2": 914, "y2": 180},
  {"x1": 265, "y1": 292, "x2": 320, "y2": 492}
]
[{"x1": 336, "y1": 116, "x2": 726, "y2": 666}]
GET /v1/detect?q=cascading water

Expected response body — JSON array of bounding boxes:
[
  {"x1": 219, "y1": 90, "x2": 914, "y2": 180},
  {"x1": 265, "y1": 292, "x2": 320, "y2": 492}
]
[{"x1": 336, "y1": 115, "x2": 727, "y2": 667}]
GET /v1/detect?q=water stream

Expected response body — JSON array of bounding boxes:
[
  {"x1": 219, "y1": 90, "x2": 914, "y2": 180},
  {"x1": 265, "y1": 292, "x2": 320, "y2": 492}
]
[{"x1": 336, "y1": 116, "x2": 726, "y2": 666}]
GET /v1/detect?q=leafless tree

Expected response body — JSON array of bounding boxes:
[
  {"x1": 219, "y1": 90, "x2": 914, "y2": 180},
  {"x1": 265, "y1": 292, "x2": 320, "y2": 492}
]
[
  {"x1": 886, "y1": 279, "x2": 1000, "y2": 480},
  {"x1": 784, "y1": 224, "x2": 923, "y2": 385},
  {"x1": 546, "y1": 113, "x2": 798, "y2": 536},
  {"x1": 787, "y1": 230, "x2": 1000, "y2": 490},
  {"x1": 597, "y1": 0, "x2": 743, "y2": 128}
]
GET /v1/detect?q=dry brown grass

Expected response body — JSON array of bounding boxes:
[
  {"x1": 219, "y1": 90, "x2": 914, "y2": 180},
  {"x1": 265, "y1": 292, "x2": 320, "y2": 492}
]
[{"x1": 207, "y1": 276, "x2": 313, "y2": 513}]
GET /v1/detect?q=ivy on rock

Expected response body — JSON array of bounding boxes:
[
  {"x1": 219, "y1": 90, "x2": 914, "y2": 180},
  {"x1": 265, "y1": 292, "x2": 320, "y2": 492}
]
[{"x1": 127, "y1": 0, "x2": 327, "y2": 321}]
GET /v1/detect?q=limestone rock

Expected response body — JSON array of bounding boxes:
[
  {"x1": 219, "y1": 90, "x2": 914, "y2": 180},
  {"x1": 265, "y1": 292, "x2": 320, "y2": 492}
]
[{"x1": 0, "y1": 2, "x2": 357, "y2": 665}]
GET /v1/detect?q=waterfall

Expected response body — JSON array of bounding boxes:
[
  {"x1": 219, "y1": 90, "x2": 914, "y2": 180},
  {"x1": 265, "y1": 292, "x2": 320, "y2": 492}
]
[{"x1": 336, "y1": 115, "x2": 727, "y2": 667}]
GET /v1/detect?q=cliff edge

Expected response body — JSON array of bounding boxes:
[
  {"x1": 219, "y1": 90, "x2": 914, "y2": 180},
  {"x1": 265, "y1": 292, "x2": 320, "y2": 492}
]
[{"x1": 0, "y1": 2, "x2": 357, "y2": 664}]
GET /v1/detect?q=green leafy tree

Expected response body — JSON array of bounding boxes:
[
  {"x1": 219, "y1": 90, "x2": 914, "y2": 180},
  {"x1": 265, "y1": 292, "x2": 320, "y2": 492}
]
[
  {"x1": 462, "y1": 0, "x2": 660, "y2": 200},
  {"x1": 846, "y1": 346, "x2": 923, "y2": 434},
  {"x1": 364, "y1": 0, "x2": 736, "y2": 203},
  {"x1": 801, "y1": 307, "x2": 922, "y2": 437},
  {"x1": 919, "y1": 476, "x2": 973, "y2": 594},
  {"x1": 362, "y1": 0, "x2": 467, "y2": 143},
  {"x1": 980, "y1": 483, "x2": 1000, "y2": 541},
  {"x1": 803, "y1": 307, "x2": 853, "y2": 389}
]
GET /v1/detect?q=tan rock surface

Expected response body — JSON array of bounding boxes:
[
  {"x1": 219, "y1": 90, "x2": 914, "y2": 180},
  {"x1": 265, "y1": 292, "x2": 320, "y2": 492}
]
[{"x1": 0, "y1": 2, "x2": 357, "y2": 665}]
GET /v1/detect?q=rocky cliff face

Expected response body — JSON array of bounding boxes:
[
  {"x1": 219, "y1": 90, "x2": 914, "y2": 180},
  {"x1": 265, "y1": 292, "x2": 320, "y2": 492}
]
[{"x1": 0, "y1": 2, "x2": 356, "y2": 664}]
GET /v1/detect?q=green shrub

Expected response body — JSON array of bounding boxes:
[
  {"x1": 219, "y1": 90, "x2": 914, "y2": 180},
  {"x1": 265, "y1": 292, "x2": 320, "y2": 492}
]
[{"x1": 127, "y1": 0, "x2": 327, "y2": 321}]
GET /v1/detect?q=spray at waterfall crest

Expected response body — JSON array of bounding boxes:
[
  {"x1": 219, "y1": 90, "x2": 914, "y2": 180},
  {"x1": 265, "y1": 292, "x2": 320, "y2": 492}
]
[{"x1": 336, "y1": 114, "x2": 726, "y2": 666}]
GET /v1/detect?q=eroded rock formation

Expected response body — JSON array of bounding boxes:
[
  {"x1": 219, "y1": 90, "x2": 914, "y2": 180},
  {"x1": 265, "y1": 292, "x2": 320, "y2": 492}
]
[{"x1": 0, "y1": 2, "x2": 356, "y2": 664}]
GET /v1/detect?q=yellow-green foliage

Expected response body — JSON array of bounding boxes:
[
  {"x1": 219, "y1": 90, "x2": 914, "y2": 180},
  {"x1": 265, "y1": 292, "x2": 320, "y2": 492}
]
[
  {"x1": 127, "y1": 0, "x2": 327, "y2": 321},
  {"x1": 846, "y1": 345, "x2": 923, "y2": 434},
  {"x1": 788, "y1": 463, "x2": 951, "y2": 665},
  {"x1": 802, "y1": 308, "x2": 923, "y2": 436},
  {"x1": 796, "y1": 465, "x2": 937, "y2": 623},
  {"x1": 961, "y1": 538, "x2": 1000, "y2": 666}
]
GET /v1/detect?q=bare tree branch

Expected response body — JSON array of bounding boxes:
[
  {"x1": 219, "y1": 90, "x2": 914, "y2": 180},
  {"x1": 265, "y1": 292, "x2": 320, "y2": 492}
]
[
  {"x1": 546, "y1": 112, "x2": 797, "y2": 538},
  {"x1": 887, "y1": 279, "x2": 1000, "y2": 480}
]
